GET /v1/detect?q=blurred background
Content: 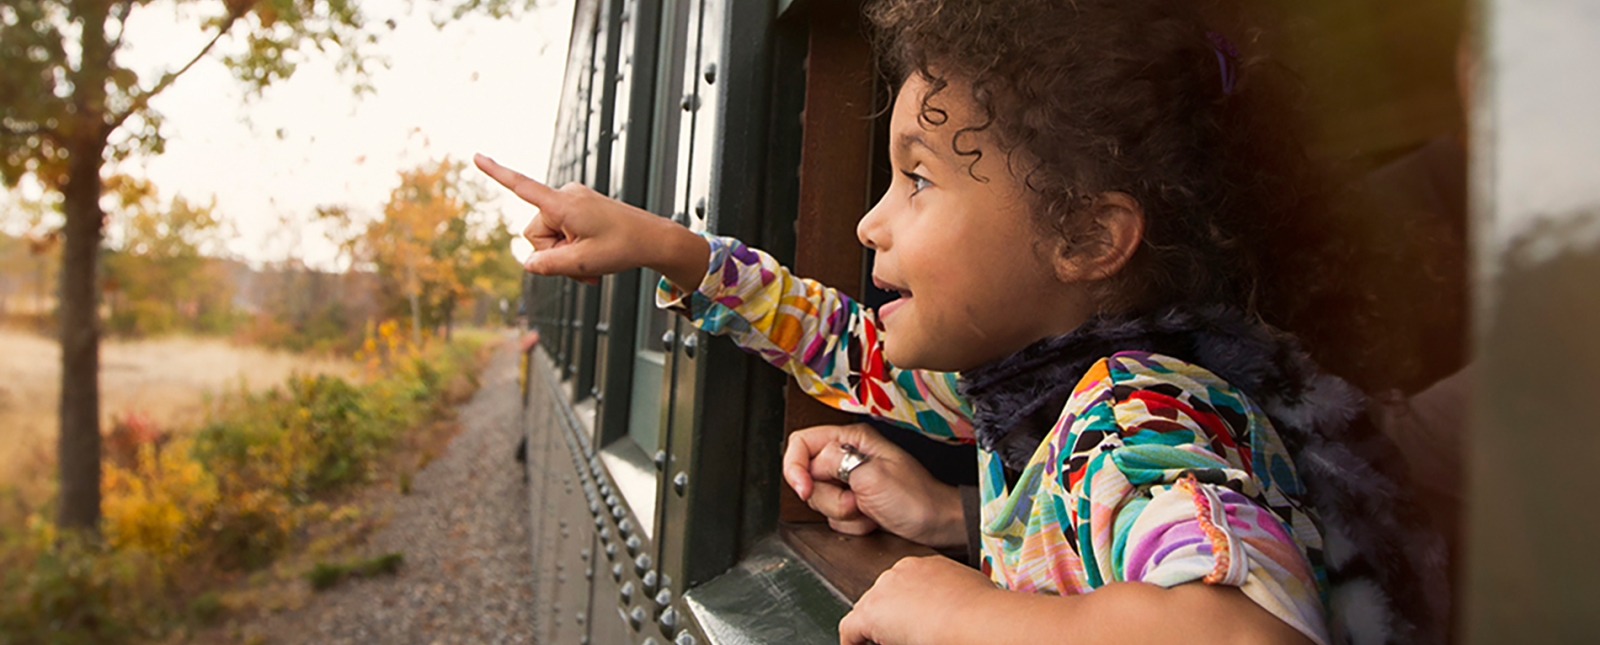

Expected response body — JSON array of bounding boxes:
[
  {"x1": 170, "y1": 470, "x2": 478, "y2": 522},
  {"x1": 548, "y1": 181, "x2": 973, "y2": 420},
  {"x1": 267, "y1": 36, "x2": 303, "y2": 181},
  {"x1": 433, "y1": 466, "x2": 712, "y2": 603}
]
[{"x1": 0, "y1": 0, "x2": 571, "y2": 641}]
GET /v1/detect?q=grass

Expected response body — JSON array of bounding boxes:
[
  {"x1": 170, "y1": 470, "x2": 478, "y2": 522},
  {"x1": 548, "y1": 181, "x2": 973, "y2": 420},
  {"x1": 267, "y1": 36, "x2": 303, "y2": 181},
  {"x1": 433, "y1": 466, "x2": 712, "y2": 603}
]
[
  {"x1": 305, "y1": 552, "x2": 405, "y2": 591},
  {"x1": 0, "y1": 327, "x2": 357, "y2": 519}
]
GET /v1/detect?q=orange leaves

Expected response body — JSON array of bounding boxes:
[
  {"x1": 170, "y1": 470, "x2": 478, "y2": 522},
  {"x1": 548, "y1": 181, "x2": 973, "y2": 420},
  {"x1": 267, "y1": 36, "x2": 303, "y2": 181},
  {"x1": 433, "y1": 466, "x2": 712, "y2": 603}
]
[{"x1": 102, "y1": 438, "x2": 220, "y2": 558}]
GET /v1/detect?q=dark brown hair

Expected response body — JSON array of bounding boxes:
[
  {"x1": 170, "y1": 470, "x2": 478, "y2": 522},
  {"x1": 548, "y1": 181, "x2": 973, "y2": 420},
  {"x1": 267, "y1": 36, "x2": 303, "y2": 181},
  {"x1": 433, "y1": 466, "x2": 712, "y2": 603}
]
[{"x1": 866, "y1": 0, "x2": 1410, "y2": 392}]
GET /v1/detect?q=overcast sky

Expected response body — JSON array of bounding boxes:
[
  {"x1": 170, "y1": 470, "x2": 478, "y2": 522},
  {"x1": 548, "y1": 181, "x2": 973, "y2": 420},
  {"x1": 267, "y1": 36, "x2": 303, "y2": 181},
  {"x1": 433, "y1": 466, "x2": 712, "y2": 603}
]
[{"x1": 75, "y1": 0, "x2": 575, "y2": 268}]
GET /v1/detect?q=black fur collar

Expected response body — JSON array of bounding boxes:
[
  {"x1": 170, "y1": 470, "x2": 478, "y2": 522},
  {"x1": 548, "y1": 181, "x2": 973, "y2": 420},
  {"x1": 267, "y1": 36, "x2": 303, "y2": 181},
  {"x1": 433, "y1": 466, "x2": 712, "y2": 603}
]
[{"x1": 958, "y1": 305, "x2": 1342, "y2": 472}]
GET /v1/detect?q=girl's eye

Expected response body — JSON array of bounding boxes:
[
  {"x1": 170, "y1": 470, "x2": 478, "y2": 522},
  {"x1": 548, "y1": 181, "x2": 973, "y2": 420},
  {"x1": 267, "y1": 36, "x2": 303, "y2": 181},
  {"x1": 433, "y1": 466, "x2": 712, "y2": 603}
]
[{"x1": 903, "y1": 171, "x2": 931, "y2": 195}]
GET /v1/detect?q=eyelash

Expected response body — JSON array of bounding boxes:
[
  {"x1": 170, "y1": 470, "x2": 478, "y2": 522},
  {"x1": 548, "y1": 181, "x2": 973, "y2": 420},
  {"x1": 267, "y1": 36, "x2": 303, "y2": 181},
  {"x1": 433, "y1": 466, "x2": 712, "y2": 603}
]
[{"x1": 903, "y1": 171, "x2": 931, "y2": 195}]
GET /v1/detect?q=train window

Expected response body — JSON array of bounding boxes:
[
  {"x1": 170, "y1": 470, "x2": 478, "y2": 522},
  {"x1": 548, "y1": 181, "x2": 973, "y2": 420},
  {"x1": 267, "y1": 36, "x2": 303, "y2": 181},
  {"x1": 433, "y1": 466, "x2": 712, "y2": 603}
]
[{"x1": 625, "y1": 273, "x2": 668, "y2": 454}]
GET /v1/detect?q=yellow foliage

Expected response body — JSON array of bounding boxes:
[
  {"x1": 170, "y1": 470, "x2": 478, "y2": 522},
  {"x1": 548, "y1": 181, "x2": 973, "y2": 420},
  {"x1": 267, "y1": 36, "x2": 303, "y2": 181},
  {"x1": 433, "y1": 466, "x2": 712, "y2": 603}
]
[{"x1": 102, "y1": 439, "x2": 218, "y2": 558}]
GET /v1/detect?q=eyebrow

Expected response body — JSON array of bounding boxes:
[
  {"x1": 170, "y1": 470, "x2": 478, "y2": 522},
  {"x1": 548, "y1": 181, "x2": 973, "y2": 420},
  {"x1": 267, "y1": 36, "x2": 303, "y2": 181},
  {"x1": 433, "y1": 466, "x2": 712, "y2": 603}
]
[{"x1": 893, "y1": 132, "x2": 941, "y2": 160}]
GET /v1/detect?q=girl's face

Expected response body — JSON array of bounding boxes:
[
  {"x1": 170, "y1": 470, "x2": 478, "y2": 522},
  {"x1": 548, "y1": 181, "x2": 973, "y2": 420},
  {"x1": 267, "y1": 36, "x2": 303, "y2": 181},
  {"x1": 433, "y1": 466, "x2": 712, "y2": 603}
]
[{"x1": 859, "y1": 75, "x2": 1096, "y2": 372}]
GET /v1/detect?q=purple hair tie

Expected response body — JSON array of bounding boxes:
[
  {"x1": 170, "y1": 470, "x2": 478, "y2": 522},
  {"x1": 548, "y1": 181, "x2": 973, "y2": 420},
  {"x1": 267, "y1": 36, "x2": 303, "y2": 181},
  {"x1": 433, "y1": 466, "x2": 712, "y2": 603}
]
[{"x1": 1207, "y1": 31, "x2": 1239, "y2": 95}]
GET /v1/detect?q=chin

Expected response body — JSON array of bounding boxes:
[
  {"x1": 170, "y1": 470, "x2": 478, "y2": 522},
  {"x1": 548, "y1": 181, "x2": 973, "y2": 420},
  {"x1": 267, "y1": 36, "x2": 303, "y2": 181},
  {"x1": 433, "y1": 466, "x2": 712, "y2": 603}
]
[
  {"x1": 883, "y1": 337, "x2": 962, "y2": 373},
  {"x1": 881, "y1": 337, "x2": 925, "y2": 371}
]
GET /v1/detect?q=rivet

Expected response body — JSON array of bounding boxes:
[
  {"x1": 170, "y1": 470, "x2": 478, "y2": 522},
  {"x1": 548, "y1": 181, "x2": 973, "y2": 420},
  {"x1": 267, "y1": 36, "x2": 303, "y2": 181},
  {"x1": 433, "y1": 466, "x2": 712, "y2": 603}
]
[
  {"x1": 635, "y1": 554, "x2": 652, "y2": 575},
  {"x1": 619, "y1": 518, "x2": 633, "y2": 536},
  {"x1": 654, "y1": 588, "x2": 672, "y2": 607},
  {"x1": 653, "y1": 450, "x2": 667, "y2": 470},
  {"x1": 674, "y1": 633, "x2": 697, "y2": 645},
  {"x1": 626, "y1": 535, "x2": 642, "y2": 555},
  {"x1": 703, "y1": 63, "x2": 717, "y2": 84},
  {"x1": 641, "y1": 569, "x2": 659, "y2": 592},
  {"x1": 660, "y1": 607, "x2": 679, "y2": 632},
  {"x1": 629, "y1": 606, "x2": 648, "y2": 630},
  {"x1": 621, "y1": 581, "x2": 635, "y2": 603},
  {"x1": 612, "y1": 562, "x2": 624, "y2": 581},
  {"x1": 672, "y1": 472, "x2": 688, "y2": 495}
]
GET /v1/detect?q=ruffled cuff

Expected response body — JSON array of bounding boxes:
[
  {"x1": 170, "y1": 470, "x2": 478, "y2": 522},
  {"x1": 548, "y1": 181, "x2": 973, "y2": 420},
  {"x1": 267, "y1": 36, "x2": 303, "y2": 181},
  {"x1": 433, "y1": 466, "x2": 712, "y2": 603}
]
[{"x1": 1122, "y1": 475, "x2": 1329, "y2": 645}]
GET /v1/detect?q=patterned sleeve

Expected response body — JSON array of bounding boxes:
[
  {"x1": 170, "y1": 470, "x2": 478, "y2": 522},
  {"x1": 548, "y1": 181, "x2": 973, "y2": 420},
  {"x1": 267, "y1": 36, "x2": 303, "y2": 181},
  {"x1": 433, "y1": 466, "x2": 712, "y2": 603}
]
[
  {"x1": 655, "y1": 234, "x2": 974, "y2": 443},
  {"x1": 1058, "y1": 352, "x2": 1330, "y2": 645}
]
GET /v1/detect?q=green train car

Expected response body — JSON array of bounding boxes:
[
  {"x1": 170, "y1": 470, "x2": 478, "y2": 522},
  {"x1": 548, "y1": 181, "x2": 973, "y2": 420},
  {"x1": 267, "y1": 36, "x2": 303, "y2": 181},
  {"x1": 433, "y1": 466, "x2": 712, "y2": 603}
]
[{"x1": 515, "y1": 0, "x2": 1600, "y2": 643}]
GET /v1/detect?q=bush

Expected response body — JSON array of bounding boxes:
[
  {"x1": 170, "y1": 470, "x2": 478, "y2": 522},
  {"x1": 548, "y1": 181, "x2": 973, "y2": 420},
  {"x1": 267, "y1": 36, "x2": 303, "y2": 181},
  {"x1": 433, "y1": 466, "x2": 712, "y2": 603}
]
[
  {"x1": 0, "y1": 525, "x2": 168, "y2": 645},
  {"x1": 1, "y1": 323, "x2": 492, "y2": 643},
  {"x1": 102, "y1": 440, "x2": 217, "y2": 559}
]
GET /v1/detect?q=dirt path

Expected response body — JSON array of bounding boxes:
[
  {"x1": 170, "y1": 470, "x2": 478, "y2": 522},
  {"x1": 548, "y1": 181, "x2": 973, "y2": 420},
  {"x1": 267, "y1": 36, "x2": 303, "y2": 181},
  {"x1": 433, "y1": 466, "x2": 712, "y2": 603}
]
[{"x1": 239, "y1": 340, "x2": 533, "y2": 645}]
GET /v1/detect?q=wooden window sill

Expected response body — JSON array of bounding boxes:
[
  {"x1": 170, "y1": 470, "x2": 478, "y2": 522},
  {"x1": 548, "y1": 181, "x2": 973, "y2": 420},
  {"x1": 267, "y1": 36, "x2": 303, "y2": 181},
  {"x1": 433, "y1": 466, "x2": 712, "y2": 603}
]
[{"x1": 779, "y1": 521, "x2": 944, "y2": 602}]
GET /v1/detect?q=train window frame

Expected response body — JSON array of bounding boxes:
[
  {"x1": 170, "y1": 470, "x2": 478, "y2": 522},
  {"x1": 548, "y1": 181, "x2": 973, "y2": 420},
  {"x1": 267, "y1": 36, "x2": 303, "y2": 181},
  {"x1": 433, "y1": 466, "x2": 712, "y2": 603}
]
[{"x1": 591, "y1": 0, "x2": 693, "y2": 541}]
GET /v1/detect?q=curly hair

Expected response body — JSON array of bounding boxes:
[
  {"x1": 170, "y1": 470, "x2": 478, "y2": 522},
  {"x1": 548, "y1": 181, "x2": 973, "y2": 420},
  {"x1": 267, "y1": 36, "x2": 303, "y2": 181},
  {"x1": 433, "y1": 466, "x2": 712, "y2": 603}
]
[{"x1": 865, "y1": 0, "x2": 1416, "y2": 393}]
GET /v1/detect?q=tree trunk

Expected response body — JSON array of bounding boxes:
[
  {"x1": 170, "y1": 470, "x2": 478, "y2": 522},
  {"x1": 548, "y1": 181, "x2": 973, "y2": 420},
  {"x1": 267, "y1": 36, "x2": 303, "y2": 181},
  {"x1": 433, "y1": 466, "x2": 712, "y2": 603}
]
[{"x1": 57, "y1": 139, "x2": 107, "y2": 532}]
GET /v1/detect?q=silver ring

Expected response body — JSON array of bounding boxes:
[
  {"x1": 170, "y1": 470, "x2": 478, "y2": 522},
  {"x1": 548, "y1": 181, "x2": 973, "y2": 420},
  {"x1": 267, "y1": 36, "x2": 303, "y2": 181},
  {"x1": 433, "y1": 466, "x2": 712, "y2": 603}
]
[{"x1": 836, "y1": 443, "x2": 869, "y2": 487}]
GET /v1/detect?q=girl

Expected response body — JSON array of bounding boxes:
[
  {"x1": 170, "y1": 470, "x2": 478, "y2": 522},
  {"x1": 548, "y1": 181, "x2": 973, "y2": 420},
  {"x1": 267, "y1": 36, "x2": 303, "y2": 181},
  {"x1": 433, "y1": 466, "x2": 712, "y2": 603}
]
[{"x1": 476, "y1": 1, "x2": 1441, "y2": 643}]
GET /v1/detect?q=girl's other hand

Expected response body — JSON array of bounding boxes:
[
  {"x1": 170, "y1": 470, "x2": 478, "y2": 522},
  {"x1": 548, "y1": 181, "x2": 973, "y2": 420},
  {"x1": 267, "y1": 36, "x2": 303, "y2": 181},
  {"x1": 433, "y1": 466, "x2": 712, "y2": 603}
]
[
  {"x1": 783, "y1": 423, "x2": 966, "y2": 549},
  {"x1": 839, "y1": 555, "x2": 998, "y2": 645},
  {"x1": 474, "y1": 154, "x2": 710, "y2": 288}
]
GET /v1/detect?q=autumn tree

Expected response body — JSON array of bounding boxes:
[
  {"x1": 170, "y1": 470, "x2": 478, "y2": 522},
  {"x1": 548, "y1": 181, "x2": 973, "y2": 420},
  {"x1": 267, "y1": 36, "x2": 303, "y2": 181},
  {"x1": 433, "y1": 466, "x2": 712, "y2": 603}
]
[
  {"x1": 0, "y1": 193, "x2": 63, "y2": 325},
  {"x1": 101, "y1": 176, "x2": 235, "y2": 335},
  {"x1": 0, "y1": 0, "x2": 543, "y2": 532},
  {"x1": 325, "y1": 158, "x2": 517, "y2": 344}
]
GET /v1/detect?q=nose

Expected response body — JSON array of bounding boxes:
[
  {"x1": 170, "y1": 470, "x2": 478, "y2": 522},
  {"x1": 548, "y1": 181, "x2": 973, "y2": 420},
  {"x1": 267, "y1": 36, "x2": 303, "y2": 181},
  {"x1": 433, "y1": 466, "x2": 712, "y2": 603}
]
[{"x1": 858, "y1": 193, "x2": 890, "y2": 250}]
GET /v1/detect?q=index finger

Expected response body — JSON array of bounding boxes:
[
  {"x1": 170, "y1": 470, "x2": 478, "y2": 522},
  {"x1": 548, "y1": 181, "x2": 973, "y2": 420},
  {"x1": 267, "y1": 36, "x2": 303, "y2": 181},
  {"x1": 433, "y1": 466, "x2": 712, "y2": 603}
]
[
  {"x1": 782, "y1": 432, "x2": 824, "y2": 500},
  {"x1": 474, "y1": 154, "x2": 560, "y2": 207}
]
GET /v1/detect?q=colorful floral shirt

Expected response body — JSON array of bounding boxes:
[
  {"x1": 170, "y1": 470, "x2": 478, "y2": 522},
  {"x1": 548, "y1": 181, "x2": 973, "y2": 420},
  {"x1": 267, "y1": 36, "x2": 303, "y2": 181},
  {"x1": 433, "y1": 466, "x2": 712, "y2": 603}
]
[{"x1": 658, "y1": 235, "x2": 1330, "y2": 644}]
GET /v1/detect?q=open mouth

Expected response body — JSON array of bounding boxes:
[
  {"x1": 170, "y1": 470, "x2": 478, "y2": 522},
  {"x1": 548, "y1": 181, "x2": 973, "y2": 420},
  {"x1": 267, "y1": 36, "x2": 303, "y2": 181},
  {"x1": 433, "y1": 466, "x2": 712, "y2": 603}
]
[
  {"x1": 872, "y1": 276, "x2": 911, "y2": 322},
  {"x1": 872, "y1": 276, "x2": 911, "y2": 299}
]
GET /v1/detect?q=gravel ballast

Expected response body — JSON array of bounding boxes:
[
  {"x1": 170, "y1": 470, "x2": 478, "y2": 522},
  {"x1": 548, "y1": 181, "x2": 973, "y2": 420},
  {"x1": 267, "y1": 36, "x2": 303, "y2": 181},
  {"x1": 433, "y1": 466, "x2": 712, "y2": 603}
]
[{"x1": 244, "y1": 341, "x2": 534, "y2": 645}]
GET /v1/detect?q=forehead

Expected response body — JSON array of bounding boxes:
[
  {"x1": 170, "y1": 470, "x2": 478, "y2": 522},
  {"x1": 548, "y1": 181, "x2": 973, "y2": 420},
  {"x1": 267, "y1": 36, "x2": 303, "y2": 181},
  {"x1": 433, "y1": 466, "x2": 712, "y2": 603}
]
[
  {"x1": 892, "y1": 74, "x2": 969, "y2": 135},
  {"x1": 890, "y1": 74, "x2": 987, "y2": 158}
]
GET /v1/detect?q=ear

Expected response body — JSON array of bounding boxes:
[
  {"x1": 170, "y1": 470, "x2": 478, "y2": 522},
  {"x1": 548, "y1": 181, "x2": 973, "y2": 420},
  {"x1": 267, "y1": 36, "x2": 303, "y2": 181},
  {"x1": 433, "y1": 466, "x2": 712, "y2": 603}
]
[{"x1": 1052, "y1": 191, "x2": 1145, "y2": 283}]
